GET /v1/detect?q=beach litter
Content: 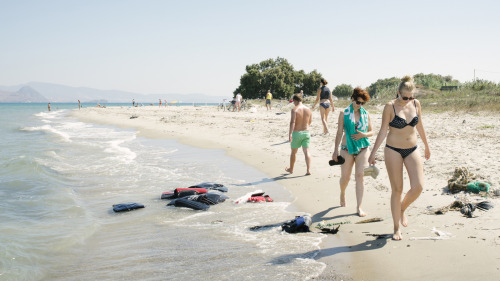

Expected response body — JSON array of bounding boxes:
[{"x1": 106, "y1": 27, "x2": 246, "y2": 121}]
[
  {"x1": 432, "y1": 200, "x2": 464, "y2": 215},
  {"x1": 315, "y1": 220, "x2": 351, "y2": 228},
  {"x1": 410, "y1": 227, "x2": 454, "y2": 240},
  {"x1": 475, "y1": 201, "x2": 494, "y2": 211},
  {"x1": 318, "y1": 225, "x2": 340, "y2": 234},
  {"x1": 460, "y1": 203, "x2": 476, "y2": 218},
  {"x1": 431, "y1": 197, "x2": 494, "y2": 217},
  {"x1": 447, "y1": 167, "x2": 490, "y2": 194},
  {"x1": 356, "y1": 217, "x2": 383, "y2": 224},
  {"x1": 130, "y1": 115, "x2": 138, "y2": 119},
  {"x1": 315, "y1": 220, "x2": 351, "y2": 234},
  {"x1": 466, "y1": 181, "x2": 490, "y2": 193}
]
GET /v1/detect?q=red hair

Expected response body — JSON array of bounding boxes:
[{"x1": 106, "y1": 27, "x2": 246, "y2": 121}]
[{"x1": 351, "y1": 87, "x2": 370, "y2": 102}]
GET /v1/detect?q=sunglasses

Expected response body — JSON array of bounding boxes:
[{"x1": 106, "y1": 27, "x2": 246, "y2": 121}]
[
  {"x1": 354, "y1": 100, "x2": 365, "y2": 105},
  {"x1": 400, "y1": 96, "x2": 414, "y2": 101}
]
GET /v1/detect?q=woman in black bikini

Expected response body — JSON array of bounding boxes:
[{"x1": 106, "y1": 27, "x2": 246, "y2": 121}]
[
  {"x1": 312, "y1": 78, "x2": 335, "y2": 134},
  {"x1": 368, "y1": 75, "x2": 430, "y2": 240}
]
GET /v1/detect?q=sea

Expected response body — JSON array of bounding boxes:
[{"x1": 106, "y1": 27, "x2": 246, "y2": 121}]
[{"x1": 0, "y1": 103, "x2": 326, "y2": 281}]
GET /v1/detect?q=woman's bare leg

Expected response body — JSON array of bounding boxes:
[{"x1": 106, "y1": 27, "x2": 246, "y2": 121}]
[
  {"x1": 384, "y1": 147, "x2": 405, "y2": 240},
  {"x1": 401, "y1": 150, "x2": 424, "y2": 227},
  {"x1": 339, "y1": 149, "x2": 354, "y2": 207},
  {"x1": 354, "y1": 148, "x2": 369, "y2": 217},
  {"x1": 319, "y1": 106, "x2": 329, "y2": 134},
  {"x1": 324, "y1": 107, "x2": 331, "y2": 130}
]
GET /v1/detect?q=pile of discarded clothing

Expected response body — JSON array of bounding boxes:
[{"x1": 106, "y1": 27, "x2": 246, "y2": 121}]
[
  {"x1": 161, "y1": 182, "x2": 229, "y2": 211},
  {"x1": 234, "y1": 190, "x2": 274, "y2": 204}
]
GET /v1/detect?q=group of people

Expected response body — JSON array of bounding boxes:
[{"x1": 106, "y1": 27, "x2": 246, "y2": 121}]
[
  {"x1": 286, "y1": 76, "x2": 430, "y2": 240},
  {"x1": 158, "y1": 99, "x2": 169, "y2": 108}
]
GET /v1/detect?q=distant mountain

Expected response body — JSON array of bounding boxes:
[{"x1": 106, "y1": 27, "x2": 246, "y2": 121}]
[
  {"x1": 0, "y1": 86, "x2": 48, "y2": 103},
  {"x1": 0, "y1": 82, "x2": 227, "y2": 103}
]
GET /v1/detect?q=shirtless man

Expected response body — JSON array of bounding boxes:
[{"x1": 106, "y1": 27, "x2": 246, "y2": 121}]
[{"x1": 285, "y1": 94, "x2": 312, "y2": 175}]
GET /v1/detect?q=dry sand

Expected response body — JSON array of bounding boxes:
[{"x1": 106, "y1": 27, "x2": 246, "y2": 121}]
[{"x1": 72, "y1": 103, "x2": 500, "y2": 281}]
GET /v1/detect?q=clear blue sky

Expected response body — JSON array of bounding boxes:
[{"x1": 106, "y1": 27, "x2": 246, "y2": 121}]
[{"x1": 1, "y1": 0, "x2": 499, "y2": 96}]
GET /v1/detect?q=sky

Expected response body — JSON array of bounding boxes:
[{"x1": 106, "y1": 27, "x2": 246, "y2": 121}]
[{"x1": 1, "y1": 0, "x2": 499, "y2": 96}]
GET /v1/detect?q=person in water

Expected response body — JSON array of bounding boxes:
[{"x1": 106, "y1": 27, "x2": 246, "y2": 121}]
[
  {"x1": 285, "y1": 94, "x2": 312, "y2": 175},
  {"x1": 332, "y1": 88, "x2": 373, "y2": 217},
  {"x1": 312, "y1": 78, "x2": 335, "y2": 134},
  {"x1": 368, "y1": 75, "x2": 430, "y2": 240}
]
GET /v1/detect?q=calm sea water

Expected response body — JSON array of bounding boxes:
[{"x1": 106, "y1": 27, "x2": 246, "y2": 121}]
[{"x1": 0, "y1": 103, "x2": 326, "y2": 281}]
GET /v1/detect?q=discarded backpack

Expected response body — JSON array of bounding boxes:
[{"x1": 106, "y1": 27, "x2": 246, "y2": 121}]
[{"x1": 281, "y1": 215, "x2": 312, "y2": 233}]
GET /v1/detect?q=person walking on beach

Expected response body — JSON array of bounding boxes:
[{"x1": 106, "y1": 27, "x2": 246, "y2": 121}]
[
  {"x1": 159, "y1": 99, "x2": 162, "y2": 108},
  {"x1": 48, "y1": 103, "x2": 51, "y2": 112},
  {"x1": 234, "y1": 93, "x2": 242, "y2": 112},
  {"x1": 78, "y1": 100, "x2": 81, "y2": 110},
  {"x1": 332, "y1": 88, "x2": 374, "y2": 217},
  {"x1": 132, "y1": 99, "x2": 135, "y2": 107},
  {"x1": 285, "y1": 94, "x2": 312, "y2": 175},
  {"x1": 266, "y1": 90, "x2": 273, "y2": 110},
  {"x1": 368, "y1": 75, "x2": 431, "y2": 240},
  {"x1": 312, "y1": 78, "x2": 335, "y2": 134},
  {"x1": 165, "y1": 99, "x2": 167, "y2": 107}
]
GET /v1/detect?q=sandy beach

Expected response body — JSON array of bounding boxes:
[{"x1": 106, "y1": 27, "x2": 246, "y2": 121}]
[{"x1": 72, "y1": 103, "x2": 500, "y2": 281}]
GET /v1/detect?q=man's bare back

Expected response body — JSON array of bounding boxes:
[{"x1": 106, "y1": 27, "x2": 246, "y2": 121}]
[
  {"x1": 291, "y1": 104, "x2": 312, "y2": 132},
  {"x1": 286, "y1": 98, "x2": 312, "y2": 175}
]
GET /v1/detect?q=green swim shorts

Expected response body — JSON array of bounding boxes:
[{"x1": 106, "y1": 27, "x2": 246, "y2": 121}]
[{"x1": 291, "y1": 131, "x2": 311, "y2": 149}]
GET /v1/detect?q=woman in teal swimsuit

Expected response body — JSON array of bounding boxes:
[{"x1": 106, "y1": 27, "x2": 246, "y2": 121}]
[
  {"x1": 332, "y1": 88, "x2": 373, "y2": 217},
  {"x1": 368, "y1": 75, "x2": 431, "y2": 240}
]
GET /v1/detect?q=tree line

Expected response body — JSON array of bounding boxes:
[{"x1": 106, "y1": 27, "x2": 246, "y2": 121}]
[
  {"x1": 233, "y1": 57, "x2": 321, "y2": 99},
  {"x1": 234, "y1": 57, "x2": 500, "y2": 99}
]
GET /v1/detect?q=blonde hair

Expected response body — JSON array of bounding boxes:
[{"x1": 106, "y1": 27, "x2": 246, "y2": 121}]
[{"x1": 398, "y1": 75, "x2": 415, "y2": 94}]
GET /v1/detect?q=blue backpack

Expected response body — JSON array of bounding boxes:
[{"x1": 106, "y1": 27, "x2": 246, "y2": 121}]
[{"x1": 281, "y1": 216, "x2": 312, "y2": 233}]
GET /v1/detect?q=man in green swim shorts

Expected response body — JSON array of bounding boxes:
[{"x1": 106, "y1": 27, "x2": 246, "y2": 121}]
[{"x1": 286, "y1": 94, "x2": 312, "y2": 175}]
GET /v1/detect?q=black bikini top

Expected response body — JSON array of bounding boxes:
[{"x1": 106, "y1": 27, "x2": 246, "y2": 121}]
[{"x1": 389, "y1": 100, "x2": 419, "y2": 129}]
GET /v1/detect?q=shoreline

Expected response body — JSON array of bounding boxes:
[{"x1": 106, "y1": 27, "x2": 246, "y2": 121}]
[{"x1": 71, "y1": 104, "x2": 500, "y2": 280}]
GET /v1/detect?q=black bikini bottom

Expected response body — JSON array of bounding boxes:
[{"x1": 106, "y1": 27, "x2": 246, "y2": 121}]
[{"x1": 385, "y1": 144, "x2": 417, "y2": 159}]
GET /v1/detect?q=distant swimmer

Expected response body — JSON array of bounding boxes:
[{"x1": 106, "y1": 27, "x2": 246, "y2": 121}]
[{"x1": 285, "y1": 94, "x2": 312, "y2": 175}]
